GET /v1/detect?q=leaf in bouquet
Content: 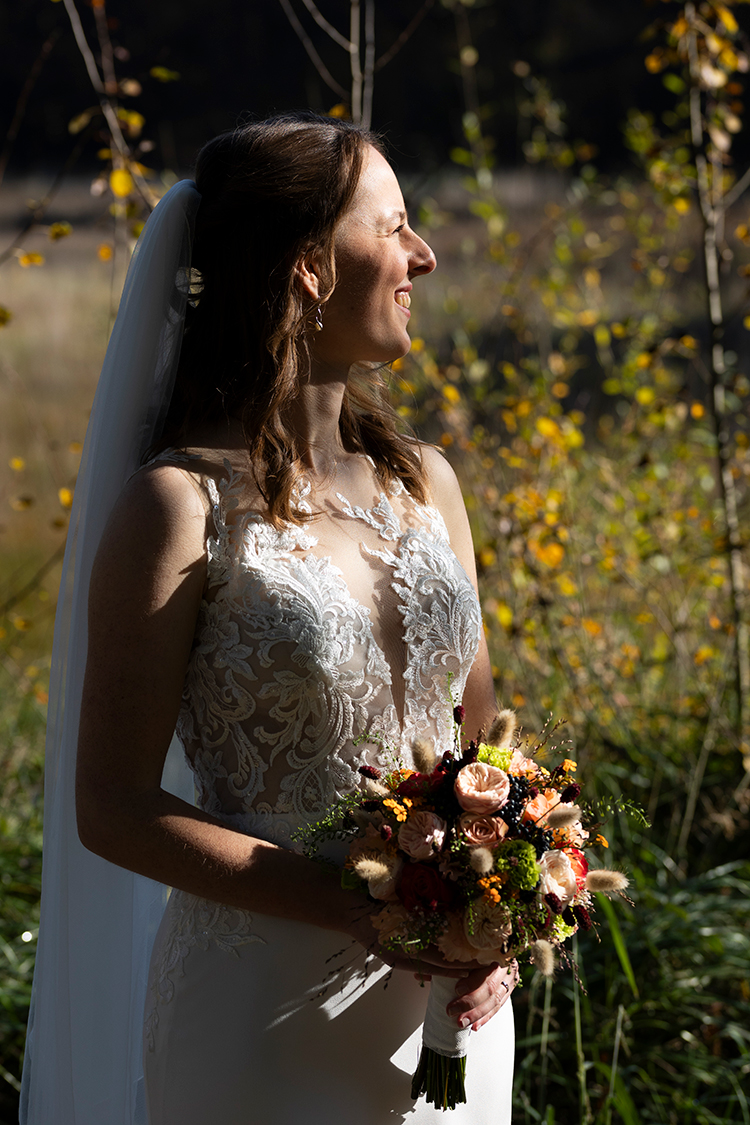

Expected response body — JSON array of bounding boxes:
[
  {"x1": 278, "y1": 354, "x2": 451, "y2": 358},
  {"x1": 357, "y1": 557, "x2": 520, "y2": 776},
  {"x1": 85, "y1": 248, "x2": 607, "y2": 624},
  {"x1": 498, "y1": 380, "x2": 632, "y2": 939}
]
[
  {"x1": 595, "y1": 892, "x2": 639, "y2": 998},
  {"x1": 291, "y1": 792, "x2": 363, "y2": 857}
]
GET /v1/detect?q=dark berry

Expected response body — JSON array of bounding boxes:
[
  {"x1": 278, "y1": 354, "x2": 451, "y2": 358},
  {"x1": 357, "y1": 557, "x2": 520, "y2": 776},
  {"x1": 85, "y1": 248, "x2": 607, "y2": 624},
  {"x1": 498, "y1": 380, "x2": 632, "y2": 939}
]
[
  {"x1": 359, "y1": 765, "x2": 381, "y2": 779},
  {"x1": 544, "y1": 893, "x2": 563, "y2": 915},
  {"x1": 561, "y1": 782, "x2": 581, "y2": 803},
  {"x1": 573, "y1": 905, "x2": 593, "y2": 931}
]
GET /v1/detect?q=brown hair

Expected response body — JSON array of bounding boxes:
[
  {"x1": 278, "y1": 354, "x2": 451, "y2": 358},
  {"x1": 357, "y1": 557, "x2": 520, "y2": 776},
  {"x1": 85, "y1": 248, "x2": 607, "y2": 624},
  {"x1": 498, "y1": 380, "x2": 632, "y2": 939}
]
[{"x1": 159, "y1": 112, "x2": 428, "y2": 524}]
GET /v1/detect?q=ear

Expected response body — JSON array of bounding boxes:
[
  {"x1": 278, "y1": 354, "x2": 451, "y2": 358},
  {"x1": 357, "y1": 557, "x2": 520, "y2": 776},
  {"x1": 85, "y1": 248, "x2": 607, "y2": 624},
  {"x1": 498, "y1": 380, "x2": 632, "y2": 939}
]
[{"x1": 295, "y1": 252, "x2": 322, "y2": 301}]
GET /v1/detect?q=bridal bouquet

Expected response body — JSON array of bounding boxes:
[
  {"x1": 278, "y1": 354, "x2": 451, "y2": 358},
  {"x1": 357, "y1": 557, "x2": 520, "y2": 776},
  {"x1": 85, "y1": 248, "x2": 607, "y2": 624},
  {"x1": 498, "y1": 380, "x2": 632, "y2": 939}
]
[{"x1": 295, "y1": 707, "x2": 632, "y2": 1111}]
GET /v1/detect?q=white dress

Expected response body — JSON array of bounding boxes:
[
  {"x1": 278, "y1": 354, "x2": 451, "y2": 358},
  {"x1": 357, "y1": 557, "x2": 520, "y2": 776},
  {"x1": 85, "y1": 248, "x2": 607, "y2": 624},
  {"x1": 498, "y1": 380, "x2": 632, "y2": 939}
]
[{"x1": 142, "y1": 457, "x2": 515, "y2": 1124}]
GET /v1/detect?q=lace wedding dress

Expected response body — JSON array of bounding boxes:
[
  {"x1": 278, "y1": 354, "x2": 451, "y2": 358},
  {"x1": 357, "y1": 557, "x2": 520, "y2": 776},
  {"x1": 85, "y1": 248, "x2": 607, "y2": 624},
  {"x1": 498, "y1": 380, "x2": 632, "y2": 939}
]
[{"x1": 142, "y1": 455, "x2": 515, "y2": 1124}]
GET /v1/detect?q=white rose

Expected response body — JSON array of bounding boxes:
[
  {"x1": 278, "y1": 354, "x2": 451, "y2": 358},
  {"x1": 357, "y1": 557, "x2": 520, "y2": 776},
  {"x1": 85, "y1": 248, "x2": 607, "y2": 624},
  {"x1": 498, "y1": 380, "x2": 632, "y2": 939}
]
[{"x1": 538, "y1": 848, "x2": 578, "y2": 908}]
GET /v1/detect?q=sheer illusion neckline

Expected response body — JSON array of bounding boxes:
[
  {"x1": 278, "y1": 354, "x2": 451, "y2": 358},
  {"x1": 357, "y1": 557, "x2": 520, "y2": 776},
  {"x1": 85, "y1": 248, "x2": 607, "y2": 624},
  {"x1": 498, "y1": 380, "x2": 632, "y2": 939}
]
[{"x1": 207, "y1": 460, "x2": 443, "y2": 732}]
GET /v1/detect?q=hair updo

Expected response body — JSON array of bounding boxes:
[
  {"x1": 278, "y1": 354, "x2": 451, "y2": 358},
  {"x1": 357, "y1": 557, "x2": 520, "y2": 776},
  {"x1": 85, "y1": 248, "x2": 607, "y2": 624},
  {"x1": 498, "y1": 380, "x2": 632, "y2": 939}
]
[{"x1": 160, "y1": 111, "x2": 428, "y2": 525}]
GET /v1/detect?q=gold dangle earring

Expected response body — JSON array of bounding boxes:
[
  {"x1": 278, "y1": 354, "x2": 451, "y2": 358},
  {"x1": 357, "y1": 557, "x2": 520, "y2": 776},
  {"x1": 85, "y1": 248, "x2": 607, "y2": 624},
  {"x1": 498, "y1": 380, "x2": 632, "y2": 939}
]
[{"x1": 313, "y1": 305, "x2": 324, "y2": 332}]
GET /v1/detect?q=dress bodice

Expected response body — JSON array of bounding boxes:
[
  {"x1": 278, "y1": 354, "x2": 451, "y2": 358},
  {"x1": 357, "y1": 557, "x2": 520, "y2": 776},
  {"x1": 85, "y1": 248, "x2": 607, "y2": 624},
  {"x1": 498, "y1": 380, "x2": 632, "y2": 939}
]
[{"x1": 171, "y1": 456, "x2": 482, "y2": 847}]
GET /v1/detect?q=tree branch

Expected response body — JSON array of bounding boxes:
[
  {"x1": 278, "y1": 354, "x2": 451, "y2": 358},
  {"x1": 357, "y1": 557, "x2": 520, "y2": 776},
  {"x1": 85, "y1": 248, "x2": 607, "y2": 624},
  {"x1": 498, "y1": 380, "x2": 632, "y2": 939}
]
[
  {"x1": 278, "y1": 0, "x2": 348, "y2": 100},
  {"x1": 374, "y1": 0, "x2": 435, "y2": 73},
  {"x1": 0, "y1": 29, "x2": 61, "y2": 189},
  {"x1": 299, "y1": 0, "x2": 351, "y2": 51},
  {"x1": 61, "y1": 0, "x2": 158, "y2": 208}
]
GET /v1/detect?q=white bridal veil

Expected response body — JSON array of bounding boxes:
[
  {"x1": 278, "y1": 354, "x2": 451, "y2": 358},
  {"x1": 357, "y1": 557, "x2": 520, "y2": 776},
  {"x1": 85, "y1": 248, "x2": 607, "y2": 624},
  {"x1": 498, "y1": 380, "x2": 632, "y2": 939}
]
[{"x1": 20, "y1": 180, "x2": 201, "y2": 1125}]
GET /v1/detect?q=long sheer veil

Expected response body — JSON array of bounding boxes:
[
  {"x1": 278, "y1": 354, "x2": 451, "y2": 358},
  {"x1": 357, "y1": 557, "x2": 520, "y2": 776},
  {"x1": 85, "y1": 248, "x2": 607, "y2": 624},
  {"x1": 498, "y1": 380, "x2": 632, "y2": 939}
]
[{"x1": 20, "y1": 179, "x2": 201, "y2": 1125}]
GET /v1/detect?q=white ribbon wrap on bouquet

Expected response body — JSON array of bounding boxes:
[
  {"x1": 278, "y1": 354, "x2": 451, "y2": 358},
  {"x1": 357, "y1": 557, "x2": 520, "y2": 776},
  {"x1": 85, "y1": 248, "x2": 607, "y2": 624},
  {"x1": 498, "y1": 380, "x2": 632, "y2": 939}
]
[{"x1": 422, "y1": 976, "x2": 472, "y2": 1058}]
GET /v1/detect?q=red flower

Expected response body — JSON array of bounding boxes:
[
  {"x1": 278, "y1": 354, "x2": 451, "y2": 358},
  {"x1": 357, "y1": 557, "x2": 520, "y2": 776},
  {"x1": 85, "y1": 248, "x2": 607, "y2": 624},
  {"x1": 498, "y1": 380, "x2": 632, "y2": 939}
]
[
  {"x1": 396, "y1": 771, "x2": 446, "y2": 800},
  {"x1": 397, "y1": 863, "x2": 456, "y2": 913},
  {"x1": 566, "y1": 847, "x2": 589, "y2": 891}
]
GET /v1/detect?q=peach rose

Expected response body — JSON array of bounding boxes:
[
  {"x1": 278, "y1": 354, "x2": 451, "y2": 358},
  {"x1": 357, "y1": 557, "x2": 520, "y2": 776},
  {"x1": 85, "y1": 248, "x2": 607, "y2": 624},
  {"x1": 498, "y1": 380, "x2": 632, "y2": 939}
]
[
  {"x1": 398, "y1": 811, "x2": 447, "y2": 861},
  {"x1": 464, "y1": 899, "x2": 513, "y2": 963},
  {"x1": 436, "y1": 911, "x2": 480, "y2": 964},
  {"x1": 538, "y1": 848, "x2": 578, "y2": 908},
  {"x1": 454, "y1": 762, "x2": 510, "y2": 814},
  {"x1": 459, "y1": 813, "x2": 509, "y2": 848},
  {"x1": 371, "y1": 902, "x2": 411, "y2": 945},
  {"x1": 508, "y1": 748, "x2": 542, "y2": 779}
]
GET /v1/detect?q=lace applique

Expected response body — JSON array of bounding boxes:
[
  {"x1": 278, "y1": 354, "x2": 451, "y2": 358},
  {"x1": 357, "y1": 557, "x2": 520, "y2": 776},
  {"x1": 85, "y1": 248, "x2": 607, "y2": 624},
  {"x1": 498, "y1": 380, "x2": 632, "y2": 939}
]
[
  {"x1": 151, "y1": 459, "x2": 481, "y2": 1011},
  {"x1": 144, "y1": 889, "x2": 264, "y2": 1052}
]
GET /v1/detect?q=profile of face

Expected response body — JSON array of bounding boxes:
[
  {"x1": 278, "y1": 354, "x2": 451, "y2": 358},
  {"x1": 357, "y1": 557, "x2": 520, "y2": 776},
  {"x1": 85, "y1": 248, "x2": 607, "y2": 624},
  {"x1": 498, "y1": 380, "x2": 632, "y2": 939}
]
[{"x1": 302, "y1": 146, "x2": 437, "y2": 370}]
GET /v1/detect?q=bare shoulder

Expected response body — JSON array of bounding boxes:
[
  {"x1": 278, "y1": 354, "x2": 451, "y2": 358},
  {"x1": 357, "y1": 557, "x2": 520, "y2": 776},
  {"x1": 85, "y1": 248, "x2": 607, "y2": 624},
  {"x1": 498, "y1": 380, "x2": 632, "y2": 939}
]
[
  {"x1": 419, "y1": 442, "x2": 462, "y2": 503},
  {"x1": 417, "y1": 443, "x2": 468, "y2": 539},
  {"x1": 91, "y1": 462, "x2": 209, "y2": 612}
]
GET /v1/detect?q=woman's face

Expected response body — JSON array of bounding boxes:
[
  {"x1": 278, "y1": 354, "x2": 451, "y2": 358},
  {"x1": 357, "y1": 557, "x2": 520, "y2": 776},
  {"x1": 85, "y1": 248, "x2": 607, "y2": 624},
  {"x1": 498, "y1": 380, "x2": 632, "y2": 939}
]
[{"x1": 311, "y1": 146, "x2": 436, "y2": 369}]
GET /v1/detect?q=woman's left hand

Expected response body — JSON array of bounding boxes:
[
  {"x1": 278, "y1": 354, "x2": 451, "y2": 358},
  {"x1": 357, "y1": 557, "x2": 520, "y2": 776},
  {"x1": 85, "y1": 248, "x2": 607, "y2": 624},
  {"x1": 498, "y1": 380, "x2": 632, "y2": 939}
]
[{"x1": 444, "y1": 960, "x2": 519, "y2": 1031}]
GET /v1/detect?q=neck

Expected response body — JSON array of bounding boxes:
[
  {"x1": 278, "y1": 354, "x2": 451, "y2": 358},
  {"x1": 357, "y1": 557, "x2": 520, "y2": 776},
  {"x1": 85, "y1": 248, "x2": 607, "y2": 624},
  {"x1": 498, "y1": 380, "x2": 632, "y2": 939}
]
[{"x1": 288, "y1": 372, "x2": 349, "y2": 476}]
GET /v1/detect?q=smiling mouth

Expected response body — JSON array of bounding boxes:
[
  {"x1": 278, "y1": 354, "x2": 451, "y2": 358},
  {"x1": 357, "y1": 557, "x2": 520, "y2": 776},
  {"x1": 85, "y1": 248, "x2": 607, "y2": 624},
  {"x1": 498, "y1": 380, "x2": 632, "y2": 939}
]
[{"x1": 395, "y1": 292, "x2": 411, "y2": 309}]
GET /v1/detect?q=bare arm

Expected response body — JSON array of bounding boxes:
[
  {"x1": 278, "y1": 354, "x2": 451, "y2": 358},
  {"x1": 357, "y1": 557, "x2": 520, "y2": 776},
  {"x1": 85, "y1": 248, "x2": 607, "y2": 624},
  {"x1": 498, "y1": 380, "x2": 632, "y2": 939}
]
[
  {"x1": 75, "y1": 464, "x2": 469, "y2": 978},
  {"x1": 420, "y1": 444, "x2": 498, "y2": 740},
  {"x1": 76, "y1": 465, "x2": 365, "y2": 934}
]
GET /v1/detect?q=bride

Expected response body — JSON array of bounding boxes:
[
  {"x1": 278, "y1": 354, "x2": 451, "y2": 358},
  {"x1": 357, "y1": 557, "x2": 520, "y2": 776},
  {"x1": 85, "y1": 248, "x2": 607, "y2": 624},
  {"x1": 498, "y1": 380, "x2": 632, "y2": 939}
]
[{"x1": 21, "y1": 113, "x2": 515, "y2": 1124}]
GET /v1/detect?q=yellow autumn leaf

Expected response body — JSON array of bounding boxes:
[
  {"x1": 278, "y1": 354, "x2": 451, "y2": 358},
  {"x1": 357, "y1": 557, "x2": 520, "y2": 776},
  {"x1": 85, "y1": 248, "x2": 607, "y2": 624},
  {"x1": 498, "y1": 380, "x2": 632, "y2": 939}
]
[
  {"x1": 478, "y1": 546, "x2": 497, "y2": 568},
  {"x1": 18, "y1": 252, "x2": 44, "y2": 267},
  {"x1": 556, "y1": 573, "x2": 578, "y2": 597},
  {"x1": 328, "y1": 104, "x2": 348, "y2": 118},
  {"x1": 12, "y1": 616, "x2": 32, "y2": 632},
  {"x1": 673, "y1": 197, "x2": 690, "y2": 214},
  {"x1": 636, "y1": 386, "x2": 656, "y2": 405},
  {"x1": 534, "y1": 542, "x2": 565, "y2": 568},
  {"x1": 442, "y1": 384, "x2": 461, "y2": 404},
  {"x1": 98, "y1": 243, "x2": 114, "y2": 261},
  {"x1": 9, "y1": 456, "x2": 25, "y2": 471},
  {"x1": 410, "y1": 337, "x2": 425, "y2": 353},
  {"x1": 48, "y1": 221, "x2": 72, "y2": 240},
  {"x1": 691, "y1": 402, "x2": 705, "y2": 419},
  {"x1": 582, "y1": 618, "x2": 602, "y2": 637},
  {"x1": 716, "y1": 5, "x2": 738, "y2": 34},
  {"x1": 110, "y1": 169, "x2": 135, "y2": 198},
  {"x1": 58, "y1": 487, "x2": 74, "y2": 509},
  {"x1": 536, "y1": 417, "x2": 561, "y2": 439},
  {"x1": 496, "y1": 603, "x2": 513, "y2": 629}
]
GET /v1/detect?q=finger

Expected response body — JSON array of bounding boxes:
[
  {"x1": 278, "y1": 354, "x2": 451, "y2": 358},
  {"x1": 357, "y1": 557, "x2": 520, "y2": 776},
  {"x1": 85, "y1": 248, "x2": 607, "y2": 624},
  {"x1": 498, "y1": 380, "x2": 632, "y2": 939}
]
[{"x1": 447, "y1": 963, "x2": 518, "y2": 1029}]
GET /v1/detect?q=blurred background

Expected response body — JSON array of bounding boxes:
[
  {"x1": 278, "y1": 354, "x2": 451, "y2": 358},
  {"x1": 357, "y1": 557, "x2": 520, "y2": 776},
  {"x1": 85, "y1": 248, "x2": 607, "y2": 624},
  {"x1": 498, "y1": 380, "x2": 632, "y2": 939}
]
[{"x1": 1, "y1": 1, "x2": 749, "y2": 1122}]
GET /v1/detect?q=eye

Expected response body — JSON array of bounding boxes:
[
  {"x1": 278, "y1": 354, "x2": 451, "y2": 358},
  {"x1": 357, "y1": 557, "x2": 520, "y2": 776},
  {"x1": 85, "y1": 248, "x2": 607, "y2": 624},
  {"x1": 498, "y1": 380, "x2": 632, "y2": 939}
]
[{"x1": 393, "y1": 223, "x2": 406, "y2": 234}]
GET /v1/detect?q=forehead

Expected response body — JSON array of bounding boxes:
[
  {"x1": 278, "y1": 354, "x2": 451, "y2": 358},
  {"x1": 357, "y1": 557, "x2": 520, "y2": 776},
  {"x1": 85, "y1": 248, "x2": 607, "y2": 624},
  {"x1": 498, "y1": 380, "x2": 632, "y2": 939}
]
[{"x1": 342, "y1": 146, "x2": 405, "y2": 226}]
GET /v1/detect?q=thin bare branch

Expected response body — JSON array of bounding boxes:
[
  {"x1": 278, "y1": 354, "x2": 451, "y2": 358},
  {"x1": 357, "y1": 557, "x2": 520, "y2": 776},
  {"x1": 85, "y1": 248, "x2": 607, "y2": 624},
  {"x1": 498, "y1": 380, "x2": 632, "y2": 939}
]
[
  {"x1": 278, "y1": 0, "x2": 348, "y2": 100},
  {"x1": 0, "y1": 542, "x2": 67, "y2": 619},
  {"x1": 299, "y1": 0, "x2": 351, "y2": 51},
  {"x1": 92, "y1": 0, "x2": 118, "y2": 95},
  {"x1": 61, "y1": 0, "x2": 158, "y2": 208},
  {"x1": 375, "y1": 0, "x2": 435, "y2": 73},
  {"x1": 720, "y1": 162, "x2": 750, "y2": 211},
  {"x1": 350, "y1": 0, "x2": 363, "y2": 125},
  {"x1": 0, "y1": 29, "x2": 60, "y2": 189},
  {"x1": 0, "y1": 131, "x2": 89, "y2": 268},
  {"x1": 362, "y1": 0, "x2": 375, "y2": 130}
]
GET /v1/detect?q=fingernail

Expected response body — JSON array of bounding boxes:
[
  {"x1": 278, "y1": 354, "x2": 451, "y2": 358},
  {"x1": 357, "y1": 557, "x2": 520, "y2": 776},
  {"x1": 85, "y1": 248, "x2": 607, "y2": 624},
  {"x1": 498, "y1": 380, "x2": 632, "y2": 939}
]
[{"x1": 459, "y1": 1017, "x2": 470, "y2": 1029}]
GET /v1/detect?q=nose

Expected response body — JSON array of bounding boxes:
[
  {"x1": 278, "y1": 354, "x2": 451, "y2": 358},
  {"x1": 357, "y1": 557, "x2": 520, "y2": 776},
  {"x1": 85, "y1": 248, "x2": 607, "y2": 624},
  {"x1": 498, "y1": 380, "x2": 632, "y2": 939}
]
[{"x1": 409, "y1": 232, "x2": 437, "y2": 278}]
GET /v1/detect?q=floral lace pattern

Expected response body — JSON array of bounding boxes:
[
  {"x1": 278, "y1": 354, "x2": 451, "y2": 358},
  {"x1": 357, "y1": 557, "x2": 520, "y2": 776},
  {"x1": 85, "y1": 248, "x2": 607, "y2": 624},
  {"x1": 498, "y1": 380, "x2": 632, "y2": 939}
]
[{"x1": 145, "y1": 456, "x2": 482, "y2": 1045}]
